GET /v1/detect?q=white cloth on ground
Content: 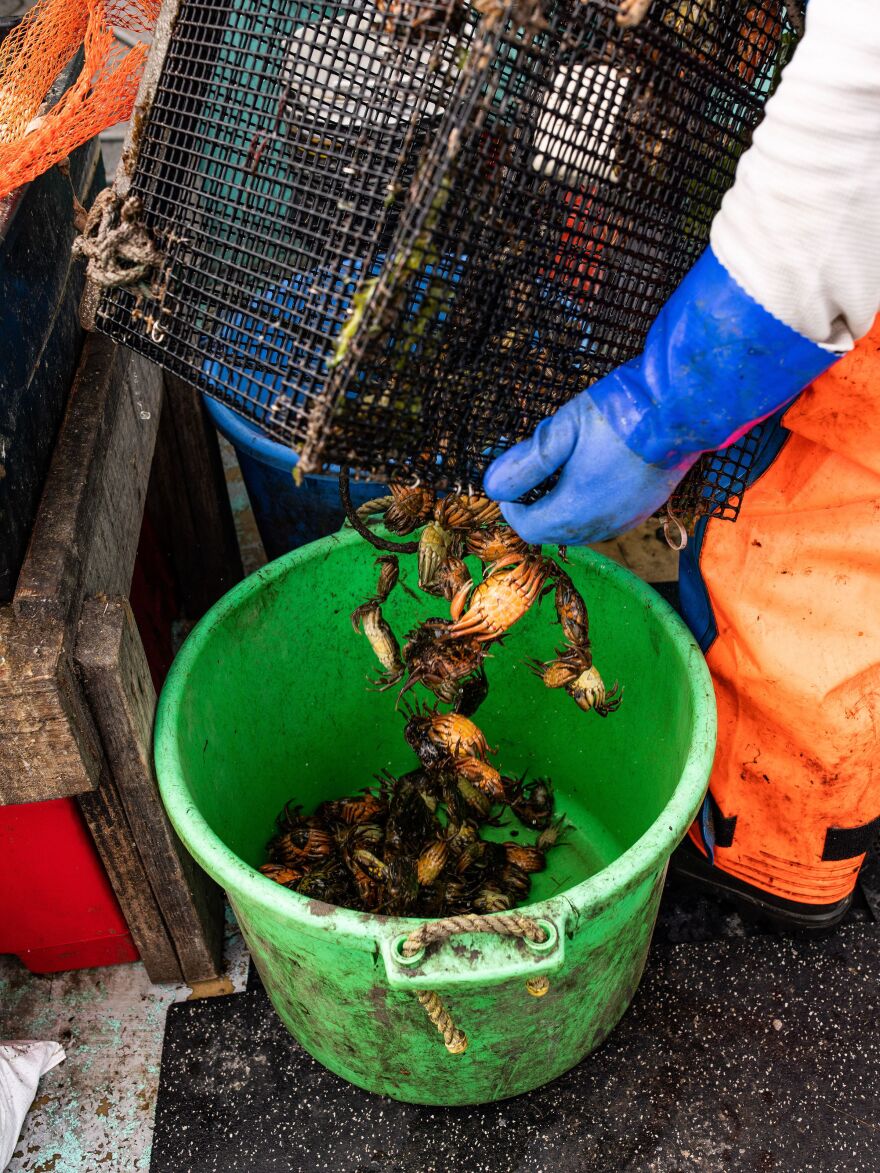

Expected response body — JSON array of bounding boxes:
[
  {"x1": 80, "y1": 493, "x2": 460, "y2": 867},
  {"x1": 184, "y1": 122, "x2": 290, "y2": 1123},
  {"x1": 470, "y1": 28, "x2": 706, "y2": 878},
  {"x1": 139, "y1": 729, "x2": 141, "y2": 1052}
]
[{"x1": 0, "y1": 1042, "x2": 65, "y2": 1171}]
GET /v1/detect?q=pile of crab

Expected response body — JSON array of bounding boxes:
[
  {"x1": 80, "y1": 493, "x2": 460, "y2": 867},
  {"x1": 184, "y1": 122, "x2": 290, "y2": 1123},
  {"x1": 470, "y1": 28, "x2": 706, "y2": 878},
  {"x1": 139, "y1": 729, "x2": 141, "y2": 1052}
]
[
  {"x1": 260, "y1": 484, "x2": 623, "y2": 916},
  {"x1": 260, "y1": 725, "x2": 565, "y2": 916}
]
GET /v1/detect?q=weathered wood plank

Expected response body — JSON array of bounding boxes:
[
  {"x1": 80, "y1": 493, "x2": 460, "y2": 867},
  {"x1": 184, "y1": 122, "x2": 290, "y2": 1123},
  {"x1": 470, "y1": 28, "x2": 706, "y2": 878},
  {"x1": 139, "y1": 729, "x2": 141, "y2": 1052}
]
[
  {"x1": 14, "y1": 335, "x2": 163, "y2": 622},
  {"x1": 80, "y1": 352, "x2": 163, "y2": 600},
  {"x1": 12, "y1": 336, "x2": 125, "y2": 621},
  {"x1": 77, "y1": 756, "x2": 183, "y2": 984},
  {"x1": 77, "y1": 598, "x2": 223, "y2": 981},
  {"x1": 147, "y1": 374, "x2": 243, "y2": 618},
  {"x1": 0, "y1": 609, "x2": 103, "y2": 802},
  {"x1": 2, "y1": 335, "x2": 163, "y2": 804}
]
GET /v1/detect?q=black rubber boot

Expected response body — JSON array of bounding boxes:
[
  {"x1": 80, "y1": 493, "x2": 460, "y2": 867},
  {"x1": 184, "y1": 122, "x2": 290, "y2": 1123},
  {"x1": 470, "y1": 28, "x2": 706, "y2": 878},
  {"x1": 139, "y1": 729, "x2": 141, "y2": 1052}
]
[{"x1": 669, "y1": 839, "x2": 853, "y2": 935}]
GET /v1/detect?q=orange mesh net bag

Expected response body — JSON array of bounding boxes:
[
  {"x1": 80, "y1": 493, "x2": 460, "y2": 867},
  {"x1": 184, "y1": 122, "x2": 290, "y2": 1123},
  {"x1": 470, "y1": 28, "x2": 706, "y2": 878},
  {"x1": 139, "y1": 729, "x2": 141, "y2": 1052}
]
[{"x1": 0, "y1": 0, "x2": 160, "y2": 200}]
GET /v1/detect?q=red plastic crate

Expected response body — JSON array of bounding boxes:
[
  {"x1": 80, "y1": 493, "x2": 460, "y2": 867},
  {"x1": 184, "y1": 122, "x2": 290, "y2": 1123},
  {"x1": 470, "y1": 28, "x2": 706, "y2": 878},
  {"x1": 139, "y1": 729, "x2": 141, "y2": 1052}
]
[{"x1": 0, "y1": 797, "x2": 138, "y2": 973}]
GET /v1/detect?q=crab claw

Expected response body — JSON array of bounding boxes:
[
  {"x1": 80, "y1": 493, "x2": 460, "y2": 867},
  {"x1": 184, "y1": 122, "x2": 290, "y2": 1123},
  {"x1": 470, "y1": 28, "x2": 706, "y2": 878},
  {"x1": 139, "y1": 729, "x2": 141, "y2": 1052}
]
[
  {"x1": 351, "y1": 602, "x2": 374, "y2": 632},
  {"x1": 484, "y1": 553, "x2": 529, "y2": 577},
  {"x1": 449, "y1": 578, "x2": 473, "y2": 622},
  {"x1": 368, "y1": 667, "x2": 406, "y2": 692},
  {"x1": 394, "y1": 672, "x2": 422, "y2": 708},
  {"x1": 595, "y1": 681, "x2": 624, "y2": 717}
]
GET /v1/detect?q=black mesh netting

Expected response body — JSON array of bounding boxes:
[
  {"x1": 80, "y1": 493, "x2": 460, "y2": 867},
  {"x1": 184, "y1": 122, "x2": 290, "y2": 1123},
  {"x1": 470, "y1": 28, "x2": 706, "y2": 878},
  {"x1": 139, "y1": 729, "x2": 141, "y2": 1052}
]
[
  {"x1": 96, "y1": 0, "x2": 801, "y2": 511},
  {"x1": 667, "y1": 421, "x2": 770, "y2": 531}
]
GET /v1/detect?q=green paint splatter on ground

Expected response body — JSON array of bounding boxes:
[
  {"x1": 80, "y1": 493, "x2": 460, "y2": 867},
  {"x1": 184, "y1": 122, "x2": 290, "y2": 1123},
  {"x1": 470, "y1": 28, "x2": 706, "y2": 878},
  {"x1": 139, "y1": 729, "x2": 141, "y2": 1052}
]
[{"x1": 0, "y1": 908, "x2": 249, "y2": 1172}]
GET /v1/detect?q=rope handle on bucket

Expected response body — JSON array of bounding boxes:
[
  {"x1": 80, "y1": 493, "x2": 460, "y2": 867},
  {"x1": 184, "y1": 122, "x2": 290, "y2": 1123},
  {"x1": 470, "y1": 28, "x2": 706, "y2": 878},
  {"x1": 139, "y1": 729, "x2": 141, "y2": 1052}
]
[
  {"x1": 402, "y1": 913, "x2": 548, "y2": 956},
  {"x1": 402, "y1": 914, "x2": 550, "y2": 1055}
]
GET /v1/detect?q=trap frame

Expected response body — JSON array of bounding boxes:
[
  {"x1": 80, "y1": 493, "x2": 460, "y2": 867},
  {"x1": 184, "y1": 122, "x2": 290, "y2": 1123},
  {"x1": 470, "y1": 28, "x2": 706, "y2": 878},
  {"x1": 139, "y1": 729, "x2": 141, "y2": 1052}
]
[{"x1": 92, "y1": 0, "x2": 801, "y2": 517}]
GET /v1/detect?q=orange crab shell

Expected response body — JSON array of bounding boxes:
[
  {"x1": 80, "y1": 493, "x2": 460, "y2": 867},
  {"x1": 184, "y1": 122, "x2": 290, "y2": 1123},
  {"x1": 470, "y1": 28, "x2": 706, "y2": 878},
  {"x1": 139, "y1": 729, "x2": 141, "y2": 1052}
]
[
  {"x1": 448, "y1": 557, "x2": 552, "y2": 642},
  {"x1": 435, "y1": 555, "x2": 472, "y2": 602},
  {"x1": 417, "y1": 839, "x2": 450, "y2": 886},
  {"x1": 389, "y1": 481, "x2": 435, "y2": 514},
  {"x1": 374, "y1": 555, "x2": 400, "y2": 601},
  {"x1": 349, "y1": 857, "x2": 383, "y2": 910},
  {"x1": 336, "y1": 794, "x2": 385, "y2": 824},
  {"x1": 273, "y1": 827, "x2": 334, "y2": 866},
  {"x1": 503, "y1": 843, "x2": 546, "y2": 874},
  {"x1": 428, "y1": 712, "x2": 494, "y2": 761},
  {"x1": 384, "y1": 483, "x2": 436, "y2": 533},
  {"x1": 259, "y1": 863, "x2": 302, "y2": 885},
  {"x1": 533, "y1": 658, "x2": 578, "y2": 689},
  {"x1": 435, "y1": 493, "x2": 502, "y2": 531},
  {"x1": 455, "y1": 755, "x2": 505, "y2": 801},
  {"x1": 466, "y1": 525, "x2": 529, "y2": 564}
]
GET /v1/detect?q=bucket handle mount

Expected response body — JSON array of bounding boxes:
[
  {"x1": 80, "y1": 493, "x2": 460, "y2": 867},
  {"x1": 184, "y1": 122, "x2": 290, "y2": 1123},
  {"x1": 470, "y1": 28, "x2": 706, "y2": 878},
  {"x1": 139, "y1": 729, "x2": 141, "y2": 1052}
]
[{"x1": 380, "y1": 913, "x2": 565, "y2": 1055}]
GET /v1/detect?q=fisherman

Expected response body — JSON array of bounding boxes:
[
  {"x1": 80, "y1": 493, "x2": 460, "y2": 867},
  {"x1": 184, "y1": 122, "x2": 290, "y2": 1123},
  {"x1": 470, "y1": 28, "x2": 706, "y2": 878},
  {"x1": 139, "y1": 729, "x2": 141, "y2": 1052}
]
[{"x1": 484, "y1": 0, "x2": 880, "y2": 930}]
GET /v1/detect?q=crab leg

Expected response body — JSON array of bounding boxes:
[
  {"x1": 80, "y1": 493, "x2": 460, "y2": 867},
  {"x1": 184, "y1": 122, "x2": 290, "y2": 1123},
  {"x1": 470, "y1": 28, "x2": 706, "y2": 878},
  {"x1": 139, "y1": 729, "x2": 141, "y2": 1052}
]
[{"x1": 351, "y1": 555, "x2": 399, "y2": 630}]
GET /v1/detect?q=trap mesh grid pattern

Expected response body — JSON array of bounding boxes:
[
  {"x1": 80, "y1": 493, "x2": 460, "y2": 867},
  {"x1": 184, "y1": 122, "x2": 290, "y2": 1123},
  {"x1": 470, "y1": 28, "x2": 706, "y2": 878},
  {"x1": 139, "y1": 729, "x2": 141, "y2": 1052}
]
[
  {"x1": 668, "y1": 421, "x2": 767, "y2": 526},
  {"x1": 96, "y1": 0, "x2": 799, "y2": 494}
]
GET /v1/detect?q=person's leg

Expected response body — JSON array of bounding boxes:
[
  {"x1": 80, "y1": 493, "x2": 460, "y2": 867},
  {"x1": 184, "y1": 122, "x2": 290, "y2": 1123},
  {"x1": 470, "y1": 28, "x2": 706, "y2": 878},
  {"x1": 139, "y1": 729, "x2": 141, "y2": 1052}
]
[{"x1": 678, "y1": 317, "x2": 880, "y2": 926}]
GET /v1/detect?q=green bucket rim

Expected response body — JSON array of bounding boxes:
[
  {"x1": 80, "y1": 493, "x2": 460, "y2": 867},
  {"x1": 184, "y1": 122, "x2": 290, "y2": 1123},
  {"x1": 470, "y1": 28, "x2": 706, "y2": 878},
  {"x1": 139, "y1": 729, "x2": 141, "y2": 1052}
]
[{"x1": 154, "y1": 529, "x2": 716, "y2": 942}]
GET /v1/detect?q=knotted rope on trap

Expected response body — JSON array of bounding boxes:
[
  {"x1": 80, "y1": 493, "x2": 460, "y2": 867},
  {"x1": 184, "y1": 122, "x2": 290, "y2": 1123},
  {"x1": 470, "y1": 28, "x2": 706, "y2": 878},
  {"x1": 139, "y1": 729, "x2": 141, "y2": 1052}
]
[
  {"x1": 402, "y1": 913, "x2": 550, "y2": 1054},
  {"x1": 72, "y1": 188, "x2": 164, "y2": 297}
]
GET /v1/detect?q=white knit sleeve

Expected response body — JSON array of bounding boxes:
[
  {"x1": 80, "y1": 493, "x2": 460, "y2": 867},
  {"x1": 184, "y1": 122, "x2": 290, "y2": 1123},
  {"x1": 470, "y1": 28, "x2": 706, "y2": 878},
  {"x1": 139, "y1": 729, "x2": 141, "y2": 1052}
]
[{"x1": 710, "y1": 0, "x2": 880, "y2": 352}]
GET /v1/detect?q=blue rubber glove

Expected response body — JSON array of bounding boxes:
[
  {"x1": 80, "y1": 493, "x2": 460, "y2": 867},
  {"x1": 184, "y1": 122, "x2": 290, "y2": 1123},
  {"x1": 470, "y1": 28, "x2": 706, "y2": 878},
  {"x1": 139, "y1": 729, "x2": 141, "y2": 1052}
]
[{"x1": 483, "y1": 248, "x2": 838, "y2": 545}]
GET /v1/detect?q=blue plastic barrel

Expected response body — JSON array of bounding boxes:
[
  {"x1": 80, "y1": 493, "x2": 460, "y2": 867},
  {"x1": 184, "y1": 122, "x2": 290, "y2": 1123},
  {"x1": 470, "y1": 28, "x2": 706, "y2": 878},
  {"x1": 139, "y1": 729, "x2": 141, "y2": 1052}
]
[
  {"x1": 203, "y1": 398, "x2": 384, "y2": 560},
  {"x1": 197, "y1": 259, "x2": 387, "y2": 559}
]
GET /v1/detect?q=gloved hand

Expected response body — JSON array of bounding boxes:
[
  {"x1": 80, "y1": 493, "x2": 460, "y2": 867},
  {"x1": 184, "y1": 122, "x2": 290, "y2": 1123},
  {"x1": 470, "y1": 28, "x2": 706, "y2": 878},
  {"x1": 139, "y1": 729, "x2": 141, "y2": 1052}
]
[{"x1": 483, "y1": 247, "x2": 837, "y2": 545}]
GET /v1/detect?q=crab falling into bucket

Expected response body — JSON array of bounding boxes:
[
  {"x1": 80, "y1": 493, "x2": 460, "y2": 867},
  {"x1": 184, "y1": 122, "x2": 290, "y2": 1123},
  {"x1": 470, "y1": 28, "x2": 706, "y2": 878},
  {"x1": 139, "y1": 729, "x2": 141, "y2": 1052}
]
[
  {"x1": 91, "y1": 0, "x2": 800, "y2": 526},
  {"x1": 260, "y1": 485, "x2": 622, "y2": 919}
]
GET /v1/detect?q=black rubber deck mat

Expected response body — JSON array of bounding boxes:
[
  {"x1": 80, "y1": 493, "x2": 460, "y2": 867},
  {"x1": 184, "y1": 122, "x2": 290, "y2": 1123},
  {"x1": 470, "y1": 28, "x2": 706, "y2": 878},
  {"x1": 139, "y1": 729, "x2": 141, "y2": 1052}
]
[{"x1": 150, "y1": 923, "x2": 880, "y2": 1172}]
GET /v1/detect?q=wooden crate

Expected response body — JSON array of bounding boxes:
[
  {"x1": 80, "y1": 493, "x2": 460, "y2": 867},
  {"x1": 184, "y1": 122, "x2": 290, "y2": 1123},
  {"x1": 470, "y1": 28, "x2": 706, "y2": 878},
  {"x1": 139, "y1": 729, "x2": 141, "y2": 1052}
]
[{"x1": 0, "y1": 334, "x2": 243, "y2": 982}]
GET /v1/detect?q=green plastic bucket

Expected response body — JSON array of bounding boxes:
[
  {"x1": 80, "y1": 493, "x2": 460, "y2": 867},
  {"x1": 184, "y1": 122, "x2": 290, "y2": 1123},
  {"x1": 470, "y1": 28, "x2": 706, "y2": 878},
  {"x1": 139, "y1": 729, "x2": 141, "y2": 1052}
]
[{"x1": 155, "y1": 531, "x2": 715, "y2": 1105}]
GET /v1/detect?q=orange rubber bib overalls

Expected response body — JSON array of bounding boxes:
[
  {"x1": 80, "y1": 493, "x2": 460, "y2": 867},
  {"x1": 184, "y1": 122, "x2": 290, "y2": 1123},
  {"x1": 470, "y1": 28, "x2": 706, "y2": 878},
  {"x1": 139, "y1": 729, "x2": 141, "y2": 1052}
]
[{"x1": 681, "y1": 317, "x2": 880, "y2": 911}]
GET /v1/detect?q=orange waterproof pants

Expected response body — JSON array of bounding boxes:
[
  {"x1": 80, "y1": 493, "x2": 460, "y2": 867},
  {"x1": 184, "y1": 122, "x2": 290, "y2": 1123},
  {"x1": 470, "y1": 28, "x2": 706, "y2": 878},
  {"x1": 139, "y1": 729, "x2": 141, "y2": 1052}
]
[{"x1": 684, "y1": 317, "x2": 880, "y2": 905}]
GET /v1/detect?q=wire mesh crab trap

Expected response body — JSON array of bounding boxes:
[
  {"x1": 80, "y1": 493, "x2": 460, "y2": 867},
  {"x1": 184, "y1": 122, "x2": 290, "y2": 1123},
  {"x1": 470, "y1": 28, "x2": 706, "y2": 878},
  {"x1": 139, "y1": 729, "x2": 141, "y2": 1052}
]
[{"x1": 92, "y1": 0, "x2": 801, "y2": 509}]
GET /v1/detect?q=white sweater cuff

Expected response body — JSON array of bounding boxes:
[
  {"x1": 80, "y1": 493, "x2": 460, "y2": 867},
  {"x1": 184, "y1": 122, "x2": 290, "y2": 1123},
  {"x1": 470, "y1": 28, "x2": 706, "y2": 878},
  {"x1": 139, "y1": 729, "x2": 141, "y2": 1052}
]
[{"x1": 710, "y1": 0, "x2": 880, "y2": 353}]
